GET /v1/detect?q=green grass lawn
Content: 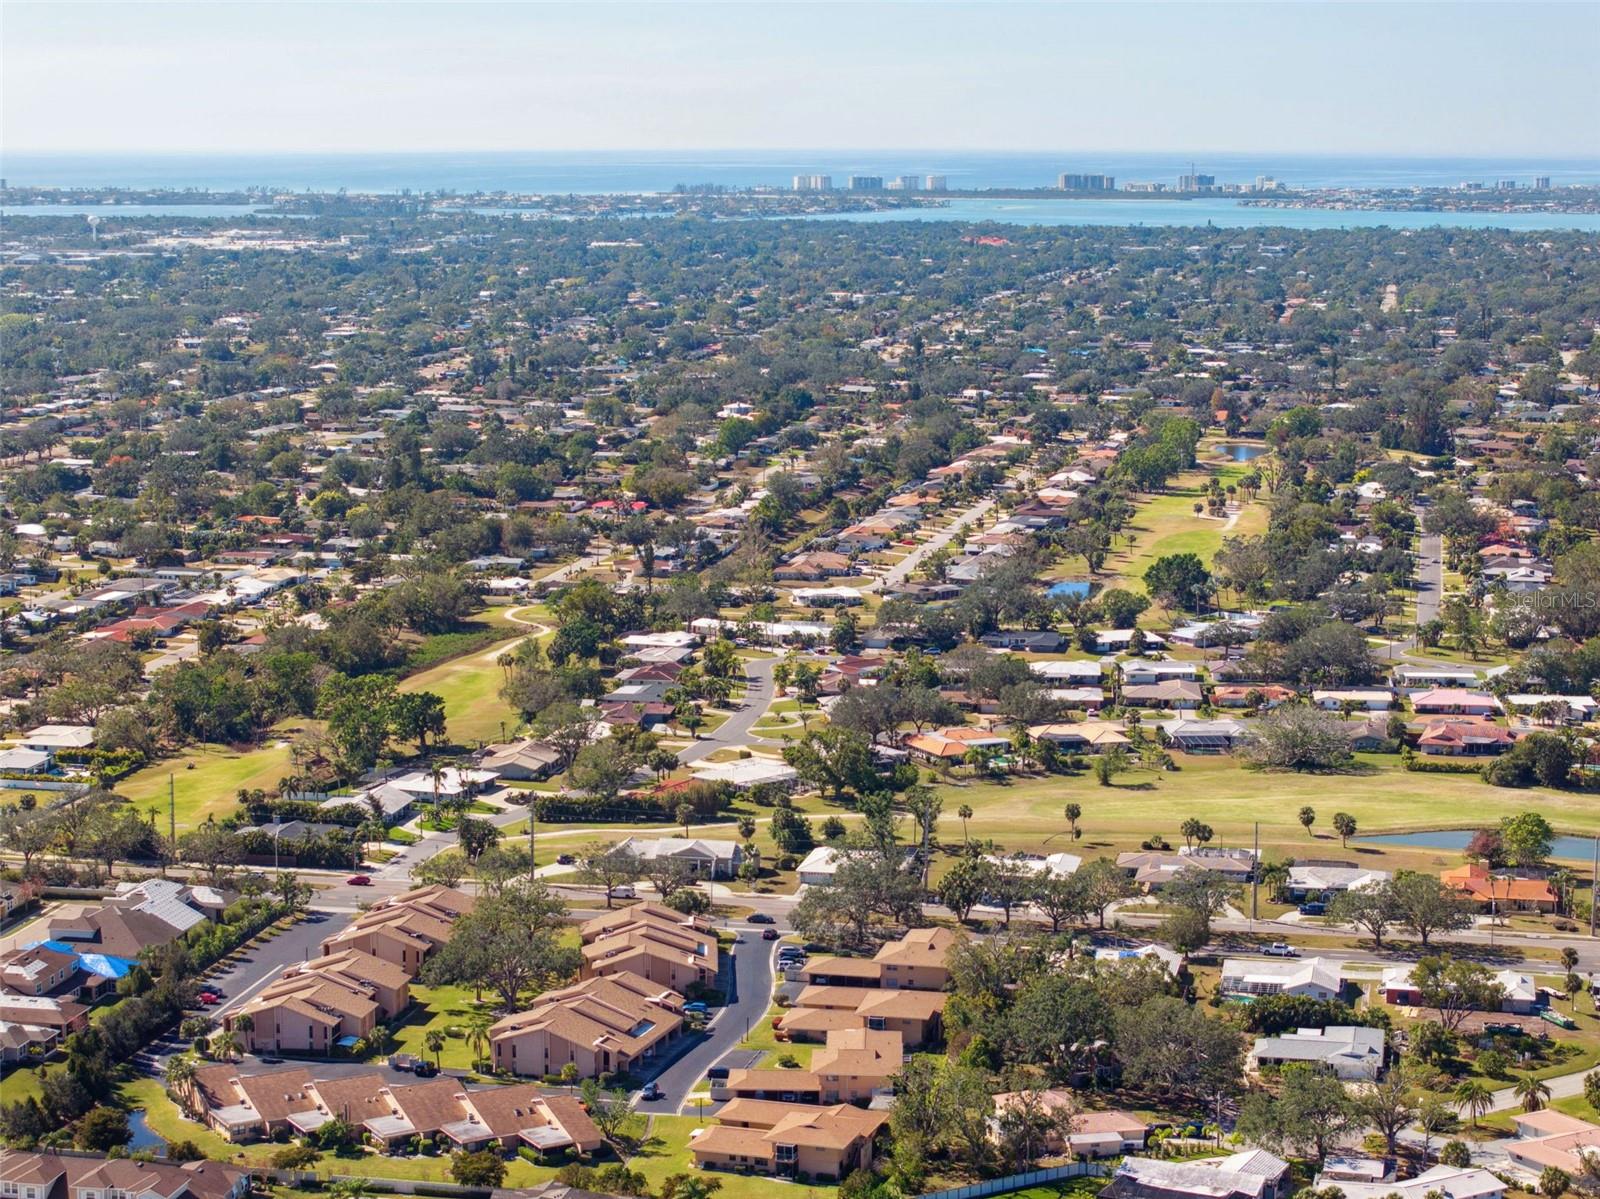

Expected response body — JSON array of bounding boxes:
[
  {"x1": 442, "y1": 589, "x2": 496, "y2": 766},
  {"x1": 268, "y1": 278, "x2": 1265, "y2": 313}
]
[
  {"x1": 384, "y1": 983, "x2": 506, "y2": 1071},
  {"x1": 933, "y1": 752, "x2": 1600, "y2": 872},
  {"x1": 2, "y1": 1063, "x2": 45, "y2": 1103},
  {"x1": 1064, "y1": 457, "x2": 1270, "y2": 603},
  {"x1": 400, "y1": 633, "x2": 526, "y2": 747},
  {"x1": 117, "y1": 729, "x2": 307, "y2": 831}
]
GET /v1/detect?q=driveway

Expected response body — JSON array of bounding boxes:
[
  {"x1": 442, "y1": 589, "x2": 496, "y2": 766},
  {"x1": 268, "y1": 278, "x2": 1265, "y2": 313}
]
[{"x1": 642, "y1": 919, "x2": 780, "y2": 1112}]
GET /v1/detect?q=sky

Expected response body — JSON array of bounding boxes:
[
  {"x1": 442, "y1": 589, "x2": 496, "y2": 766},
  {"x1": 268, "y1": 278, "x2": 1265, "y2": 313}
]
[{"x1": 4, "y1": 1, "x2": 1598, "y2": 157}]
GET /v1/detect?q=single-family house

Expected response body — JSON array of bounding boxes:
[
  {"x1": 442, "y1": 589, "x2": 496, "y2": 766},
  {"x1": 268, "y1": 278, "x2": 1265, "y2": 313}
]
[
  {"x1": 1412, "y1": 689, "x2": 1501, "y2": 717},
  {"x1": 1103, "y1": 1150, "x2": 1291, "y2": 1199},
  {"x1": 1218, "y1": 957, "x2": 1346, "y2": 1001},
  {"x1": 1249, "y1": 1025, "x2": 1385, "y2": 1081},
  {"x1": 1442, "y1": 863, "x2": 1557, "y2": 912}
]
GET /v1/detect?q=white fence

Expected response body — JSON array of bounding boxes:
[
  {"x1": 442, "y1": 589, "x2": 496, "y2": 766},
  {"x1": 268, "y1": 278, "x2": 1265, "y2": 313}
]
[{"x1": 919, "y1": 1161, "x2": 1108, "y2": 1199}]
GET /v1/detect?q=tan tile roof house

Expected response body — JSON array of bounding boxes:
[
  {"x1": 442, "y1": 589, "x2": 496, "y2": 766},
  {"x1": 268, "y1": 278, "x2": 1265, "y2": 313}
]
[
  {"x1": 578, "y1": 904, "x2": 720, "y2": 993},
  {"x1": 799, "y1": 927, "x2": 958, "y2": 991},
  {"x1": 690, "y1": 1101, "x2": 888, "y2": 1180},
  {"x1": 318, "y1": 884, "x2": 473, "y2": 976},
  {"x1": 0, "y1": 1152, "x2": 250, "y2": 1199},
  {"x1": 225, "y1": 968, "x2": 382, "y2": 1055},
  {"x1": 491, "y1": 971, "x2": 683, "y2": 1080},
  {"x1": 780, "y1": 983, "x2": 948, "y2": 1047}
]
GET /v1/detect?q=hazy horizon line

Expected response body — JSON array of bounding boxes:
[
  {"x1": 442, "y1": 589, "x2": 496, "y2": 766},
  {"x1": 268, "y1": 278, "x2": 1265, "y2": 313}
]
[{"x1": 6, "y1": 147, "x2": 1600, "y2": 162}]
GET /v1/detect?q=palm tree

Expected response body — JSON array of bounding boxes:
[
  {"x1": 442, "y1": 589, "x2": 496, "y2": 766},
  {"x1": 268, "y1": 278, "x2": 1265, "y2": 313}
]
[
  {"x1": 1064, "y1": 802, "x2": 1081, "y2": 839},
  {"x1": 429, "y1": 759, "x2": 447, "y2": 822},
  {"x1": 1257, "y1": 860, "x2": 1290, "y2": 904},
  {"x1": 209, "y1": 1029, "x2": 242, "y2": 1062},
  {"x1": 958, "y1": 804, "x2": 973, "y2": 844},
  {"x1": 425, "y1": 1029, "x2": 446, "y2": 1068},
  {"x1": 165, "y1": 1053, "x2": 198, "y2": 1110},
  {"x1": 1515, "y1": 1074, "x2": 1553, "y2": 1112},
  {"x1": 465, "y1": 1016, "x2": 494, "y2": 1071},
  {"x1": 1454, "y1": 1079, "x2": 1492, "y2": 1127}
]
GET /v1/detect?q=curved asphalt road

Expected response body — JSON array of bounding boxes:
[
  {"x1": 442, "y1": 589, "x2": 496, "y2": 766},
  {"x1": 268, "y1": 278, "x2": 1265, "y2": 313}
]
[{"x1": 676, "y1": 654, "x2": 780, "y2": 764}]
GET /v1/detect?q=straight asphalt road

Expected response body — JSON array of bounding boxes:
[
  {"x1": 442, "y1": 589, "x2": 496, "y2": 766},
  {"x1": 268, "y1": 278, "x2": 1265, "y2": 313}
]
[{"x1": 645, "y1": 920, "x2": 780, "y2": 1113}]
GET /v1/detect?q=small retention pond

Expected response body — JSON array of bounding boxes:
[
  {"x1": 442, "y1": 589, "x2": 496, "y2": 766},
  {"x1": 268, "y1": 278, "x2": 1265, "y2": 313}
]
[{"x1": 1358, "y1": 829, "x2": 1600, "y2": 862}]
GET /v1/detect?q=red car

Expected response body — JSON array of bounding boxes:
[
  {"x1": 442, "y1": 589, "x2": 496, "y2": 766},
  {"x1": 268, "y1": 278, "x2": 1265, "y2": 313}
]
[
  {"x1": 346, "y1": 875, "x2": 372, "y2": 886},
  {"x1": 761, "y1": 928, "x2": 780, "y2": 940},
  {"x1": 198, "y1": 993, "x2": 220, "y2": 1005}
]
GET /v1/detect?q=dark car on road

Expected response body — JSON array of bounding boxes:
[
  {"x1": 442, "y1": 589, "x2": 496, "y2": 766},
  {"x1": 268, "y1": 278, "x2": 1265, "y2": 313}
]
[
  {"x1": 748, "y1": 913, "x2": 775, "y2": 924},
  {"x1": 640, "y1": 1082, "x2": 664, "y2": 1100}
]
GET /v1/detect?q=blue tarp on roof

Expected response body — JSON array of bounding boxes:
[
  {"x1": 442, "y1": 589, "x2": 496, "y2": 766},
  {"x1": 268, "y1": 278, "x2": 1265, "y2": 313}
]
[{"x1": 26, "y1": 939, "x2": 136, "y2": 979}]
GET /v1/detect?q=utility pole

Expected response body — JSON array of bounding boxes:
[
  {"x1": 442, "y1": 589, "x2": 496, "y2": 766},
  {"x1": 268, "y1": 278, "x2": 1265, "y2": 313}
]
[
  {"x1": 168, "y1": 774, "x2": 176, "y2": 844},
  {"x1": 1251, "y1": 822, "x2": 1259, "y2": 922},
  {"x1": 528, "y1": 796, "x2": 537, "y2": 880},
  {"x1": 1591, "y1": 837, "x2": 1598, "y2": 939}
]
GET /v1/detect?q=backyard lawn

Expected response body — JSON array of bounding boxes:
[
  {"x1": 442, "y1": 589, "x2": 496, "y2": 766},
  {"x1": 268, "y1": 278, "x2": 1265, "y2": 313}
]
[
  {"x1": 628, "y1": 1114, "x2": 841, "y2": 1199},
  {"x1": 120, "y1": 1077, "x2": 563, "y2": 1185},
  {"x1": 385, "y1": 982, "x2": 501, "y2": 1071}
]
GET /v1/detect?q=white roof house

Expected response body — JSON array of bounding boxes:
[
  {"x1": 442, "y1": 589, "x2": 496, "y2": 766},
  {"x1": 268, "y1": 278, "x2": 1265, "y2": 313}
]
[
  {"x1": 1383, "y1": 964, "x2": 1540, "y2": 1010},
  {"x1": 1315, "y1": 1166, "x2": 1504, "y2": 1199},
  {"x1": 993, "y1": 851, "x2": 1083, "y2": 877},
  {"x1": 1504, "y1": 695, "x2": 1598, "y2": 721},
  {"x1": 1092, "y1": 943, "x2": 1184, "y2": 973},
  {"x1": 689, "y1": 758, "x2": 799, "y2": 790},
  {"x1": 797, "y1": 845, "x2": 915, "y2": 886},
  {"x1": 1250, "y1": 1025, "x2": 1385, "y2": 1080},
  {"x1": 610, "y1": 836, "x2": 743, "y2": 879},
  {"x1": 1286, "y1": 865, "x2": 1391, "y2": 895},
  {"x1": 1029, "y1": 659, "x2": 1105, "y2": 683},
  {"x1": 0, "y1": 747, "x2": 52, "y2": 772},
  {"x1": 385, "y1": 767, "x2": 500, "y2": 797},
  {"x1": 19, "y1": 724, "x2": 96, "y2": 750},
  {"x1": 1219, "y1": 957, "x2": 1346, "y2": 1001},
  {"x1": 1109, "y1": 1150, "x2": 1290, "y2": 1199},
  {"x1": 620, "y1": 631, "x2": 700, "y2": 649}
]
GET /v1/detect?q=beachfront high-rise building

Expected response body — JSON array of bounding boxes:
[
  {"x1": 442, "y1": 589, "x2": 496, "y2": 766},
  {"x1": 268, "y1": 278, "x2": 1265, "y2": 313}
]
[
  {"x1": 1254, "y1": 175, "x2": 1282, "y2": 192},
  {"x1": 886, "y1": 175, "x2": 922, "y2": 191},
  {"x1": 848, "y1": 176, "x2": 884, "y2": 191},
  {"x1": 1535, "y1": 176, "x2": 1552, "y2": 190},
  {"x1": 1177, "y1": 172, "x2": 1216, "y2": 193},
  {"x1": 793, "y1": 174, "x2": 833, "y2": 192},
  {"x1": 1058, "y1": 173, "x2": 1115, "y2": 192},
  {"x1": 924, "y1": 175, "x2": 948, "y2": 192}
]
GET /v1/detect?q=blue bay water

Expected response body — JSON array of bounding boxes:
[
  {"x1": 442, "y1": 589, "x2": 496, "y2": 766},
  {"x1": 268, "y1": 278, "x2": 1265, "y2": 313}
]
[
  {"x1": 5, "y1": 149, "x2": 1599, "y2": 193},
  {"x1": 797, "y1": 197, "x2": 1600, "y2": 232},
  {"x1": 6, "y1": 151, "x2": 1600, "y2": 232}
]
